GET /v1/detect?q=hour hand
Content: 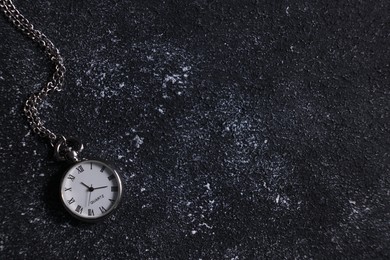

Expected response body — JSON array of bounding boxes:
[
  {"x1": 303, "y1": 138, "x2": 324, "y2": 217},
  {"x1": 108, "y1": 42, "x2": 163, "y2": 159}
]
[{"x1": 80, "y1": 182, "x2": 90, "y2": 189}]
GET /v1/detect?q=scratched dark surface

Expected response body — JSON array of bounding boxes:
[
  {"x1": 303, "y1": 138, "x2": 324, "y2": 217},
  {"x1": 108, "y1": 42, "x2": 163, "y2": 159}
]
[{"x1": 0, "y1": 0, "x2": 389, "y2": 259}]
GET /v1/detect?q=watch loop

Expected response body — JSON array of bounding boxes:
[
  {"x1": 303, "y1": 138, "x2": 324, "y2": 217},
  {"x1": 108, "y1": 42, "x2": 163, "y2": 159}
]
[{"x1": 54, "y1": 136, "x2": 84, "y2": 163}]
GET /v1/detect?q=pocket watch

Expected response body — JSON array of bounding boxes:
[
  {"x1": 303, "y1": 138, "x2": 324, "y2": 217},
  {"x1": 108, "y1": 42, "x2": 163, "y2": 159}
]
[
  {"x1": 55, "y1": 137, "x2": 124, "y2": 222},
  {"x1": 60, "y1": 159, "x2": 123, "y2": 222}
]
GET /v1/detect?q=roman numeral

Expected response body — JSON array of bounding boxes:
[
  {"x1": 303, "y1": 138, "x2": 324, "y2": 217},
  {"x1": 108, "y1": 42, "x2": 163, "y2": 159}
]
[
  {"x1": 67, "y1": 174, "x2": 75, "y2": 181},
  {"x1": 108, "y1": 174, "x2": 115, "y2": 181},
  {"x1": 64, "y1": 187, "x2": 72, "y2": 192},
  {"x1": 75, "y1": 205, "x2": 83, "y2": 214},
  {"x1": 90, "y1": 162, "x2": 93, "y2": 169},
  {"x1": 100, "y1": 166, "x2": 106, "y2": 173},
  {"x1": 99, "y1": 206, "x2": 107, "y2": 213},
  {"x1": 88, "y1": 209, "x2": 94, "y2": 216},
  {"x1": 111, "y1": 186, "x2": 118, "y2": 192},
  {"x1": 109, "y1": 199, "x2": 115, "y2": 203},
  {"x1": 67, "y1": 197, "x2": 75, "y2": 204},
  {"x1": 76, "y1": 165, "x2": 84, "y2": 173}
]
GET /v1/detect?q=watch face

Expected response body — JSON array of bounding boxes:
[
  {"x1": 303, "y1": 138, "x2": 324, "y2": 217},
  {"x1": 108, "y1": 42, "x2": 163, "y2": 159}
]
[{"x1": 60, "y1": 160, "x2": 123, "y2": 222}]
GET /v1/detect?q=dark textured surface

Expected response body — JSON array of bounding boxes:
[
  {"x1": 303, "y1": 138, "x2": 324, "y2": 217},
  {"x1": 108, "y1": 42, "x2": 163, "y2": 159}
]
[{"x1": 0, "y1": 0, "x2": 389, "y2": 259}]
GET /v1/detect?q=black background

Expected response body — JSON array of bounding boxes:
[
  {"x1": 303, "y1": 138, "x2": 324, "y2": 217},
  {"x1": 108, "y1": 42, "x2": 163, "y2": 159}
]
[{"x1": 0, "y1": 0, "x2": 389, "y2": 259}]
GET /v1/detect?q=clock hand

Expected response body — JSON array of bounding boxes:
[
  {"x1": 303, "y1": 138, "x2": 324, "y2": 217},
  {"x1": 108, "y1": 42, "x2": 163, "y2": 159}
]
[
  {"x1": 85, "y1": 190, "x2": 89, "y2": 207},
  {"x1": 84, "y1": 184, "x2": 93, "y2": 207},
  {"x1": 93, "y1": 186, "x2": 108, "y2": 190},
  {"x1": 81, "y1": 182, "x2": 94, "y2": 192},
  {"x1": 88, "y1": 188, "x2": 92, "y2": 206},
  {"x1": 80, "y1": 182, "x2": 90, "y2": 189}
]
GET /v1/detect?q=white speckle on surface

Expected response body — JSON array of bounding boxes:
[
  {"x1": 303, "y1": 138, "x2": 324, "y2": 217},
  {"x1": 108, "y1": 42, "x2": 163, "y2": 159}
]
[
  {"x1": 199, "y1": 223, "x2": 213, "y2": 229},
  {"x1": 182, "y1": 66, "x2": 191, "y2": 72},
  {"x1": 100, "y1": 91, "x2": 105, "y2": 98},
  {"x1": 133, "y1": 135, "x2": 144, "y2": 148},
  {"x1": 118, "y1": 155, "x2": 124, "y2": 159},
  {"x1": 40, "y1": 100, "x2": 53, "y2": 110},
  {"x1": 165, "y1": 75, "x2": 179, "y2": 84},
  {"x1": 349, "y1": 200, "x2": 356, "y2": 205},
  {"x1": 264, "y1": 139, "x2": 268, "y2": 144},
  {"x1": 157, "y1": 108, "x2": 165, "y2": 114},
  {"x1": 286, "y1": 6, "x2": 290, "y2": 15},
  {"x1": 76, "y1": 79, "x2": 82, "y2": 86},
  {"x1": 205, "y1": 183, "x2": 211, "y2": 190},
  {"x1": 191, "y1": 230, "x2": 197, "y2": 235},
  {"x1": 99, "y1": 72, "x2": 106, "y2": 80},
  {"x1": 141, "y1": 188, "x2": 146, "y2": 192},
  {"x1": 276, "y1": 194, "x2": 280, "y2": 203},
  {"x1": 30, "y1": 218, "x2": 40, "y2": 224}
]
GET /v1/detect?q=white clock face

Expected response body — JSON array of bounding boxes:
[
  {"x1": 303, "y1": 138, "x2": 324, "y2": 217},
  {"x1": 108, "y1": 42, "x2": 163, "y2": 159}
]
[{"x1": 60, "y1": 160, "x2": 123, "y2": 221}]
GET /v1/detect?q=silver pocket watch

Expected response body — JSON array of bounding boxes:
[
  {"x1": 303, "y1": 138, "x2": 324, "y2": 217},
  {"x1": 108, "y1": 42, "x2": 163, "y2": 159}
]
[{"x1": 56, "y1": 137, "x2": 123, "y2": 222}]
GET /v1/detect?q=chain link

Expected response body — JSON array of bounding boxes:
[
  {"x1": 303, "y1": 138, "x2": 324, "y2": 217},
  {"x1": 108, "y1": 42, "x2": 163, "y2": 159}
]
[{"x1": 0, "y1": 0, "x2": 66, "y2": 146}]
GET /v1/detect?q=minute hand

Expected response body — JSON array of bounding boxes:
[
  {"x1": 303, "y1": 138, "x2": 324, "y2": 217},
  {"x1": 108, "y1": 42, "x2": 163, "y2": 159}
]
[{"x1": 94, "y1": 186, "x2": 108, "y2": 190}]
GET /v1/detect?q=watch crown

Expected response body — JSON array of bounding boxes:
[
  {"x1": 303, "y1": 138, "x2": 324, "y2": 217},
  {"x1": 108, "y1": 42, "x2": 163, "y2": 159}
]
[
  {"x1": 65, "y1": 149, "x2": 79, "y2": 162},
  {"x1": 54, "y1": 136, "x2": 84, "y2": 162}
]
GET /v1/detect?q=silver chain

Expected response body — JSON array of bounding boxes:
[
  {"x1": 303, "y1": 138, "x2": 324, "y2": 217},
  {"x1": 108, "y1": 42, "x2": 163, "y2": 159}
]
[{"x1": 0, "y1": 0, "x2": 66, "y2": 146}]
